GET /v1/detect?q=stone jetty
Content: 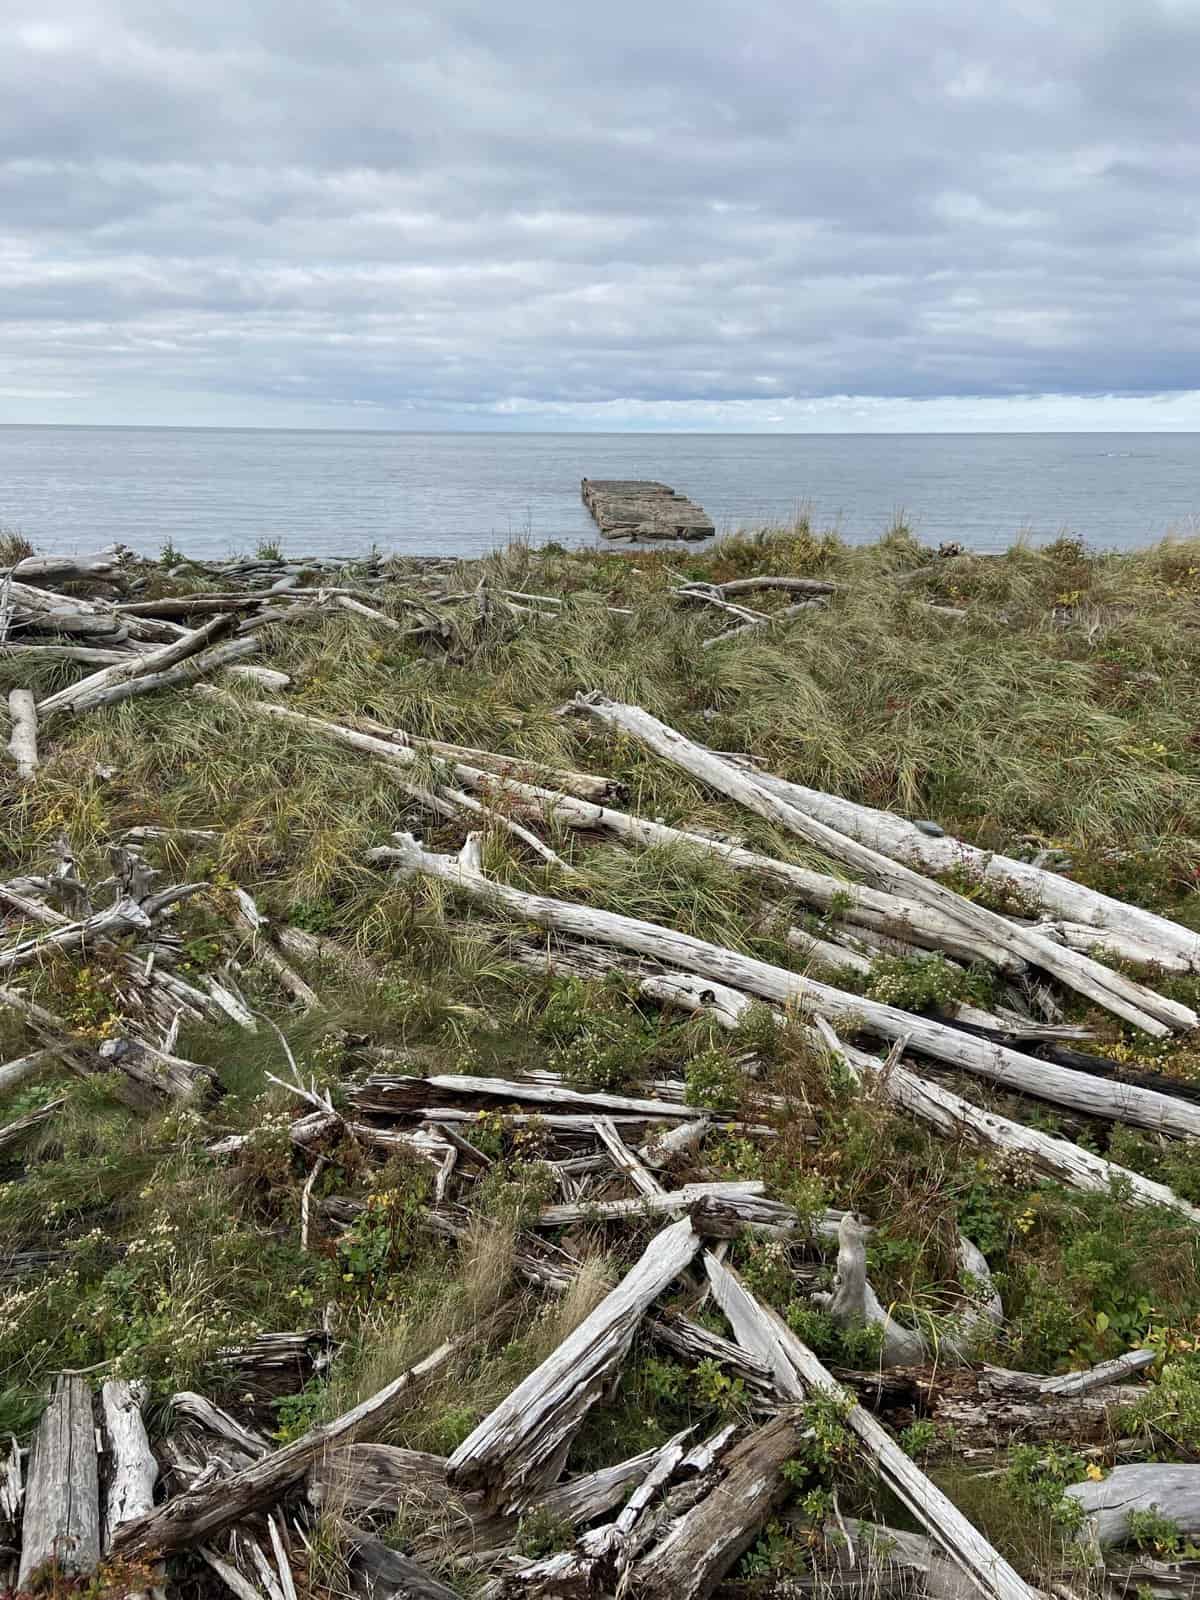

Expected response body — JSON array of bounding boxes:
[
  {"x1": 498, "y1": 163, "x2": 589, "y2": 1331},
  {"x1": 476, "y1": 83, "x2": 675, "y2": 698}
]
[{"x1": 581, "y1": 479, "x2": 715, "y2": 540}]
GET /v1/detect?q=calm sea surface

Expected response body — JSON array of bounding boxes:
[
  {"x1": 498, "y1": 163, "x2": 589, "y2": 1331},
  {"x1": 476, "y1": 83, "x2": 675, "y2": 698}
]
[{"x1": 1, "y1": 428, "x2": 1197, "y2": 560}]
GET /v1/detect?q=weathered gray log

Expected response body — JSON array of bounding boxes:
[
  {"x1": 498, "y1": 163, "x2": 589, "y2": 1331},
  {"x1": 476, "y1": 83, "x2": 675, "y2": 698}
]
[
  {"x1": 100, "y1": 1380, "x2": 158, "y2": 1548},
  {"x1": 567, "y1": 695, "x2": 1194, "y2": 1036},
  {"x1": 338, "y1": 1521, "x2": 463, "y2": 1600},
  {"x1": 703, "y1": 1256, "x2": 1039, "y2": 1600},
  {"x1": 375, "y1": 835, "x2": 1200, "y2": 1138},
  {"x1": 38, "y1": 610, "x2": 237, "y2": 715},
  {"x1": 741, "y1": 763, "x2": 1200, "y2": 973},
  {"x1": 0, "y1": 642, "x2": 130, "y2": 664},
  {"x1": 0, "y1": 1046, "x2": 63, "y2": 1095},
  {"x1": 535, "y1": 1181, "x2": 763, "y2": 1229},
  {"x1": 4, "y1": 553, "x2": 123, "y2": 585},
  {"x1": 111, "y1": 1312, "x2": 508, "y2": 1561},
  {"x1": 349, "y1": 1072, "x2": 702, "y2": 1122},
  {"x1": 634, "y1": 1411, "x2": 812, "y2": 1600},
  {"x1": 6, "y1": 688, "x2": 38, "y2": 780},
  {"x1": 819, "y1": 1025, "x2": 1200, "y2": 1223},
  {"x1": 1040, "y1": 1348, "x2": 1158, "y2": 1397},
  {"x1": 446, "y1": 1216, "x2": 702, "y2": 1508},
  {"x1": 359, "y1": 722, "x2": 622, "y2": 804},
  {"x1": 46, "y1": 635, "x2": 260, "y2": 718},
  {"x1": 17, "y1": 1376, "x2": 101, "y2": 1589},
  {"x1": 1066, "y1": 1466, "x2": 1200, "y2": 1548}
]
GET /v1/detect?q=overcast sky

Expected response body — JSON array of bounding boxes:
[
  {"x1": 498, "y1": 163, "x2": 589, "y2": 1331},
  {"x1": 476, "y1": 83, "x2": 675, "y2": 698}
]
[{"x1": 3, "y1": 0, "x2": 1199, "y2": 430}]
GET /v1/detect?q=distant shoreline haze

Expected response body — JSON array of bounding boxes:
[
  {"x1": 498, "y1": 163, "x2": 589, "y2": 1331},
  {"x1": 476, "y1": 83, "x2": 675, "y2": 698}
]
[{"x1": 1, "y1": 427, "x2": 1197, "y2": 559}]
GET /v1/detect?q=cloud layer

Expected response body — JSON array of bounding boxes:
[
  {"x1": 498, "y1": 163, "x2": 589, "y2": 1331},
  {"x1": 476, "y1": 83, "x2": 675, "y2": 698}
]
[{"x1": 3, "y1": 0, "x2": 1199, "y2": 426}]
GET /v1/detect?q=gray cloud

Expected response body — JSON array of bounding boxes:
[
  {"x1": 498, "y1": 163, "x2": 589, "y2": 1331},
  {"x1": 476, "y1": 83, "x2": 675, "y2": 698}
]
[{"x1": 2, "y1": 0, "x2": 1199, "y2": 425}]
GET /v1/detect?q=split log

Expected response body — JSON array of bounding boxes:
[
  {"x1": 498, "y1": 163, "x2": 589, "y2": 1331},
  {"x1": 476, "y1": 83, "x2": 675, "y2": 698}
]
[
  {"x1": 6, "y1": 688, "x2": 38, "y2": 780},
  {"x1": 566, "y1": 695, "x2": 1193, "y2": 1036},
  {"x1": 17, "y1": 1376, "x2": 101, "y2": 1589},
  {"x1": 225, "y1": 664, "x2": 291, "y2": 692},
  {"x1": 703, "y1": 1255, "x2": 1040, "y2": 1600},
  {"x1": 634, "y1": 1411, "x2": 813, "y2": 1600},
  {"x1": 691, "y1": 576, "x2": 837, "y2": 598},
  {"x1": 349, "y1": 1072, "x2": 702, "y2": 1122},
  {"x1": 446, "y1": 1216, "x2": 702, "y2": 1508},
  {"x1": 741, "y1": 763, "x2": 1200, "y2": 974},
  {"x1": 375, "y1": 835, "x2": 1200, "y2": 1137},
  {"x1": 112, "y1": 1310, "x2": 512, "y2": 1562},
  {"x1": 100, "y1": 1380, "x2": 158, "y2": 1547},
  {"x1": 1065, "y1": 1466, "x2": 1200, "y2": 1548}
]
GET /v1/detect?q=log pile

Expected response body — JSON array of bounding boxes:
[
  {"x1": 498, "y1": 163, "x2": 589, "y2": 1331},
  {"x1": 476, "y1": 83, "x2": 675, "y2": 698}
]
[{"x1": 7, "y1": 547, "x2": 1200, "y2": 1597}]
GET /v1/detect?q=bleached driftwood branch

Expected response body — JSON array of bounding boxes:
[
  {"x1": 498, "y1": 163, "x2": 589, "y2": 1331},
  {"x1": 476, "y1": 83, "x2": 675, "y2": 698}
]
[
  {"x1": 446, "y1": 1216, "x2": 702, "y2": 1508},
  {"x1": 6, "y1": 688, "x2": 38, "y2": 780},
  {"x1": 373, "y1": 833, "x2": 1200, "y2": 1138},
  {"x1": 566, "y1": 694, "x2": 1194, "y2": 1036}
]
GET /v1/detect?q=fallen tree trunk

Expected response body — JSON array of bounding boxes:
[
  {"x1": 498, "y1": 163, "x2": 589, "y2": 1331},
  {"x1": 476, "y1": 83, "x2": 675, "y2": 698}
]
[
  {"x1": 703, "y1": 1256, "x2": 1041, "y2": 1600},
  {"x1": 38, "y1": 611, "x2": 237, "y2": 715},
  {"x1": 17, "y1": 1376, "x2": 101, "y2": 1590},
  {"x1": 235, "y1": 696, "x2": 1024, "y2": 974},
  {"x1": 446, "y1": 1216, "x2": 702, "y2": 1508},
  {"x1": 634, "y1": 1410, "x2": 812, "y2": 1600},
  {"x1": 375, "y1": 835, "x2": 1200, "y2": 1138},
  {"x1": 111, "y1": 1310, "x2": 512, "y2": 1562},
  {"x1": 739, "y1": 763, "x2": 1200, "y2": 973},
  {"x1": 1065, "y1": 1466, "x2": 1200, "y2": 1548},
  {"x1": 51, "y1": 635, "x2": 260, "y2": 717},
  {"x1": 99, "y1": 1380, "x2": 158, "y2": 1548},
  {"x1": 818, "y1": 1025, "x2": 1200, "y2": 1223},
  {"x1": 566, "y1": 694, "x2": 1194, "y2": 1036},
  {"x1": 6, "y1": 688, "x2": 38, "y2": 780},
  {"x1": 349, "y1": 1072, "x2": 704, "y2": 1122}
]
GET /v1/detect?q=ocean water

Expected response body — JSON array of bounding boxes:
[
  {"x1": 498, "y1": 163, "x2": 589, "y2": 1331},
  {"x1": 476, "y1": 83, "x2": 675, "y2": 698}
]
[{"x1": 1, "y1": 427, "x2": 1198, "y2": 561}]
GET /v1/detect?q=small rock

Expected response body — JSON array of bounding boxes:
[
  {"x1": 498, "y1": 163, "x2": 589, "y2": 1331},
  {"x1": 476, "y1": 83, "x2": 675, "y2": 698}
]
[{"x1": 912, "y1": 819, "x2": 946, "y2": 837}]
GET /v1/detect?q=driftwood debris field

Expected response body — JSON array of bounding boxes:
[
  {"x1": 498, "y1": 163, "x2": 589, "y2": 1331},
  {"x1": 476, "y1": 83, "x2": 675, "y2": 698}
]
[{"x1": 4, "y1": 522, "x2": 1200, "y2": 1597}]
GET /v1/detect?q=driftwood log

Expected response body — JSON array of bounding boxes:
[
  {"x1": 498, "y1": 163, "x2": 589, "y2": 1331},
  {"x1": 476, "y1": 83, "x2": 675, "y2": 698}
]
[
  {"x1": 17, "y1": 1376, "x2": 101, "y2": 1590},
  {"x1": 446, "y1": 1216, "x2": 702, "y2": 1509},
  {"x1": 112, "y1": 1313, "x2": 511, "y2": 1561},
  {"x1": 703, "y1": 1255, "x2": 1040, "y2": 1600},
  {"x1": 375, "y1": 834, "x2": 1200, "y2": 1139},
  {"x1": 1066, "y1": 1465, "x2": 1200, "y2": 1548},
  {"x1": 566, "y1": 694, "x2": 1194, "y2": 1036},
  {"x1": 6, "y1": 688, "x2": 38, "y2": 780}
]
